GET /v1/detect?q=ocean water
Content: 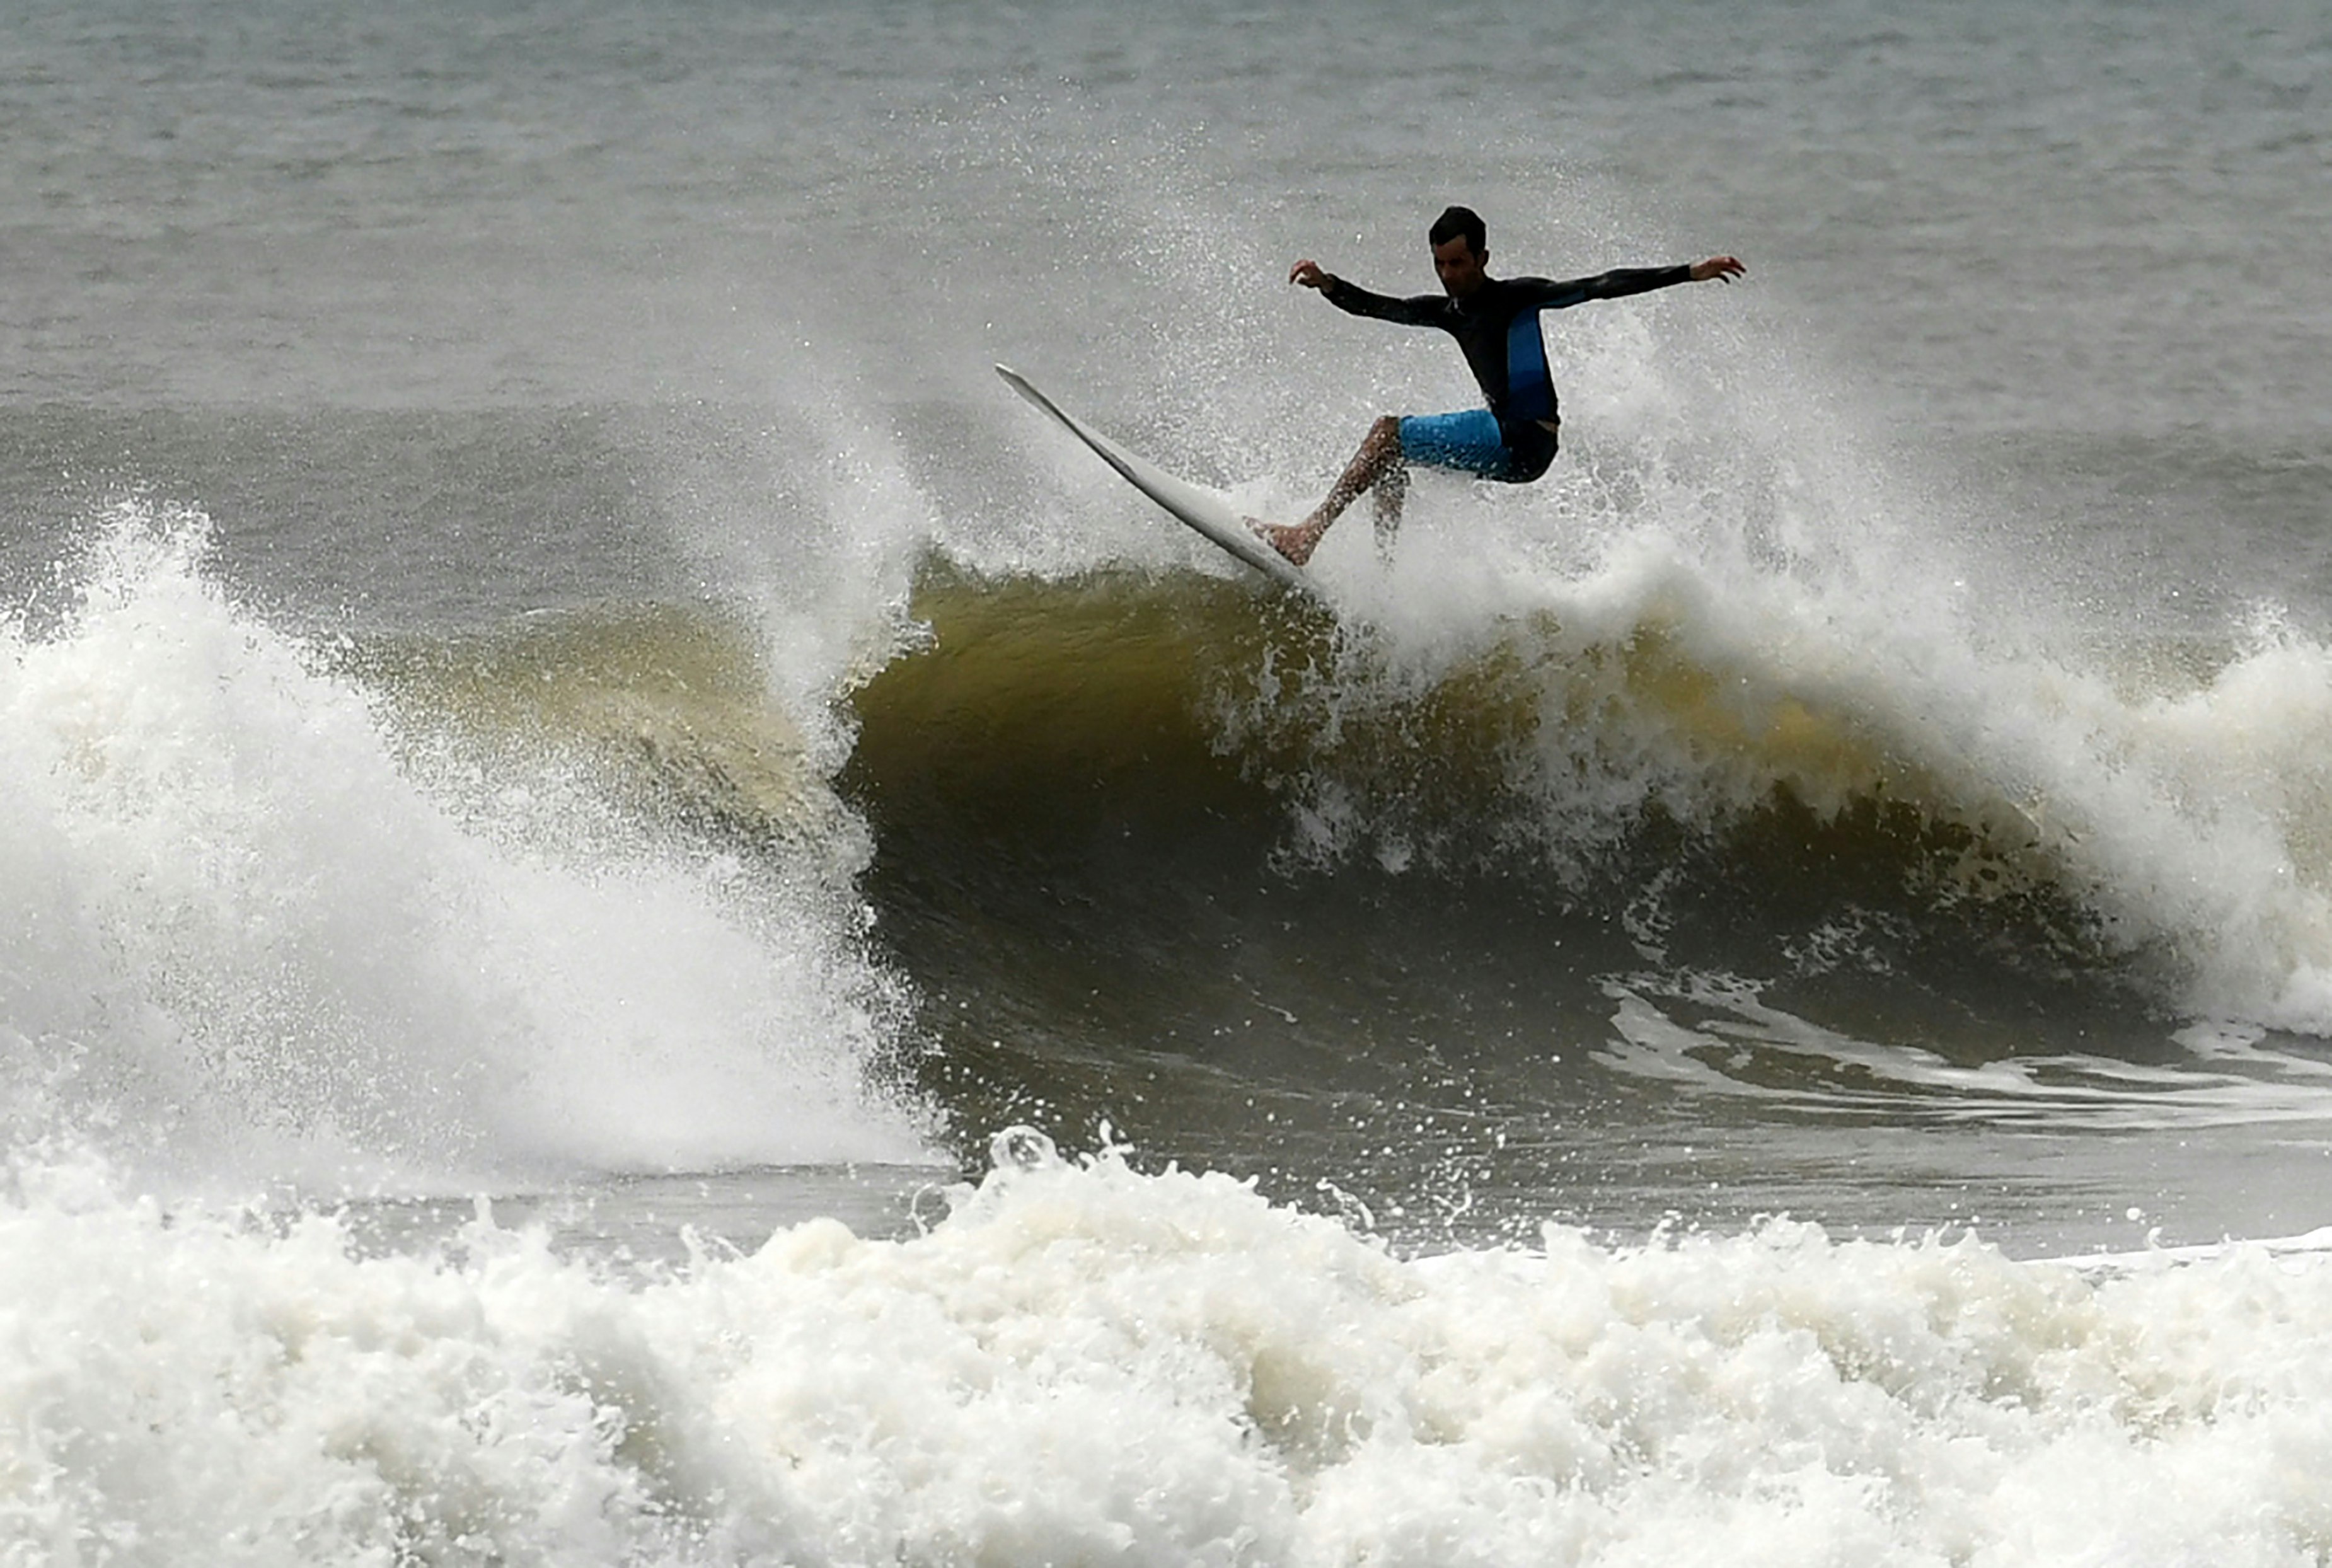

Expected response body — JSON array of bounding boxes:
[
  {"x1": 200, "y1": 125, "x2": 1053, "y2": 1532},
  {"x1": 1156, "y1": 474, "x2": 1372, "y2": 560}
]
[{"x1": 5, "y1": 0, "x2": 2332, "y2": 1560}]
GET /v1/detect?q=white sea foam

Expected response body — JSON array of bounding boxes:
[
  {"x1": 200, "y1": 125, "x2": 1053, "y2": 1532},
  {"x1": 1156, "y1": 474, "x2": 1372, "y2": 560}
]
[
  {"x1": 6, "y1": 1139, "x2": 2332, "y2": 1566},
  {"x1": 0, "y1": 505, "x2": 928, "y2": 1196}
]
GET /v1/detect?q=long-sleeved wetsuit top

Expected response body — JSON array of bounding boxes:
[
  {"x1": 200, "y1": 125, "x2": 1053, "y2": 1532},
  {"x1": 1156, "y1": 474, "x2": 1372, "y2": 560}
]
[{"x1": 1320, "y1": 266, "x2": 1693, "y2": 476}]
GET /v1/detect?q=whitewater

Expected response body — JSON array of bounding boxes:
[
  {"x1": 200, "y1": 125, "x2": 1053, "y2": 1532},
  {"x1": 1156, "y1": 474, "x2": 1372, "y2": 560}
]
[{"x1": 12, "y1": 1134, "x2": 2332, "y2": 1565}]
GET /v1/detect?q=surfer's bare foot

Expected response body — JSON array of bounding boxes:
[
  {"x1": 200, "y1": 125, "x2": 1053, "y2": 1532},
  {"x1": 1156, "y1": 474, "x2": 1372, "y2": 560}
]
[{"x1": 1250, "y1": 516, "x2": 1324, "y2": 567}]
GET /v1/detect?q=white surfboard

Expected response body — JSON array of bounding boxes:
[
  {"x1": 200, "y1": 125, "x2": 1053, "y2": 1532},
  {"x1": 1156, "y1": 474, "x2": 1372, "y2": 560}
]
[{"x1": 996, "y1": 364, "x2": 1324, "y2": 602}]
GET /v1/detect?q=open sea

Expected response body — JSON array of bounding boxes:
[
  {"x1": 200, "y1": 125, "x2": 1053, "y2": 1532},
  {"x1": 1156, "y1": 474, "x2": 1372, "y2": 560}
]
[{"x1": 5, "y1": 0, "x2": 2332, "y2": 1560}]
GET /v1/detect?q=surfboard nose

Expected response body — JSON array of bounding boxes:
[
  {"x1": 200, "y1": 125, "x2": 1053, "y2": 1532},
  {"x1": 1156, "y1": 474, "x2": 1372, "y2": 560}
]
[{"x1": 995, "y1": 366, "x2": 1325, "y2": 603}]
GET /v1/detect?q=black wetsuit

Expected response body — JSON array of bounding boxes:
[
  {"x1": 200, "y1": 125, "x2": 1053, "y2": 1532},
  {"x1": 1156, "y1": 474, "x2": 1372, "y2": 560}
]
[{"x1": 1320, "y1": 266, "x2": 1694, "y2": 481}]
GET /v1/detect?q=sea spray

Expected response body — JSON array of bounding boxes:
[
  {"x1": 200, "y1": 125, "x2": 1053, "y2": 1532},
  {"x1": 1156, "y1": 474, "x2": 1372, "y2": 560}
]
[{"x1": 0, "y1": 504, "x2": 927, "y2": 1194}]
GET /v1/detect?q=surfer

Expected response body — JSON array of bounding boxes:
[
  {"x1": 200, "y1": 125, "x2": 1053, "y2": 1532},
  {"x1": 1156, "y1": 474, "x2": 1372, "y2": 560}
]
[{"x1": 1258, "y1": 206, "x2": 1745, "y2": 565}]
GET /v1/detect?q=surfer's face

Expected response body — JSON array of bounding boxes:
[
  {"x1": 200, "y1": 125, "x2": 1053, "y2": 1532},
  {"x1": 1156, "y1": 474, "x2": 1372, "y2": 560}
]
[{"x1": 1432, "y1": 234, "x2": 1487, "y2": 298}]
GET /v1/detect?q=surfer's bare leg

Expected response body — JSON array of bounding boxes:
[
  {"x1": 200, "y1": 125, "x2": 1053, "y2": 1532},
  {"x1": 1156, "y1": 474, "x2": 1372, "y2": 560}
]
[
  {"x1": 1260, "y1": 417, "x2": 1404, "y2": 567},
  {"x1": 1371, "y1": 455, "x2": 1407, "y2": 559}
]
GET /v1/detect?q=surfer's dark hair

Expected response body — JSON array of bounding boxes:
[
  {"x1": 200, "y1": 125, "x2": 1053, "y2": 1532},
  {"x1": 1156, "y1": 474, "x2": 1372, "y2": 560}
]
[{"x1": 1429, "y1": 205, "x2": 1486, "y2": 255}]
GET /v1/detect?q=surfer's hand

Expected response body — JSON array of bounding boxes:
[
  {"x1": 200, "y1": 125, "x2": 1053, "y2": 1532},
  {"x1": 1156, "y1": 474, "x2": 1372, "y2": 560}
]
[
  {"x1": 1690, "y1": 255, "x2": 1746, "y2": 284},
  {"x1": 1288, "y1": 258, "x2": 1332, "y2": 289}
]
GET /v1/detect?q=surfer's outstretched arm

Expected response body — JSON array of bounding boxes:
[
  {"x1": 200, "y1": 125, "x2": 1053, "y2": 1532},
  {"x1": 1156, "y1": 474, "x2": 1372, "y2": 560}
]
[{"x1": 1291, "y1": 257, "x2": 1446, "y2": 326}]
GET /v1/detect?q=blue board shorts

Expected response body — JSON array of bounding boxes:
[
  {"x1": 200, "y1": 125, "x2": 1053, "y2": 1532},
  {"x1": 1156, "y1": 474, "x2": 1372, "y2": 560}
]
[{"x1": 1397, "y1": 408, "x2": 1515, "y2": 480}]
